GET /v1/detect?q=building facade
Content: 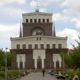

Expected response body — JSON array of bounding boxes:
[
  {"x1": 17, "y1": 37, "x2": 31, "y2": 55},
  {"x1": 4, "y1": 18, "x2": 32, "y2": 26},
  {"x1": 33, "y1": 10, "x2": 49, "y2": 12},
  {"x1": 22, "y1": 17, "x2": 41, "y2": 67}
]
[{"x1": 10, "y1": 10, "x2": 68, "y2": 70}]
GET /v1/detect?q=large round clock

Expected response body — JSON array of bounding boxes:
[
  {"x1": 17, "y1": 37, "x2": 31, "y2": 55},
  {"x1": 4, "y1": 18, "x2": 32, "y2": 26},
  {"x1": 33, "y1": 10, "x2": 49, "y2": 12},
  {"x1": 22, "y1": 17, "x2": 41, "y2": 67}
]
[{"x1": 32, "y1": 28, "x2": 44, "y2": 36}]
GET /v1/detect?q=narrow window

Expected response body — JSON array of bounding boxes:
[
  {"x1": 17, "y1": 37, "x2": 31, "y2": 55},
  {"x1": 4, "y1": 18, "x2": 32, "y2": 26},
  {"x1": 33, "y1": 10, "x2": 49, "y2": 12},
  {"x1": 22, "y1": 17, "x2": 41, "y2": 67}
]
[
  {"x1": 40, "y1": 44, "x2": 44, "y2": 49},
  {"x1": 37, "y1": 37, "x2": 38, "y2": 40},
  {"x1": 40, "y1": 37, "x2": 41, "y2": 40},
  {"x1": 52, "y1": 44, "x2": 55, "y2": 49},
  {"x1": 47, "y1": 19, "x2": 49, "y2": 23},
  {"x1": 46, "y1": 44, "x2": 50, "y2": 49},
  {"x1": 35, "y1": 44, "x2": 38, "y2": 49},
  {"x1": 26, "y1": 19, "x2": 28, "y2": 23},
  {"x1": 28, "y1": 44, "x2": 32, "y2": 49},
  {"x1": 58, "y1": 44, "x2": 62, "y2": 48},
  {"x1": 43, "y1": 19, "x2": 45, "y2": 23},
  {"x1": 22, "y1": 44, "x2": 26, "y2": 49},
  {"x1": 38, "y1": 19, "x2": 41, "y2": 23},
  {"x1": 30, "y1": 19, "x2": 33, "y2": 23},
  {"x1": 34, "y1": 19, "x2": 37, "y2": 23},
  {"x1": 16, "y1": 44, "x2": 20, "y2": 49}
]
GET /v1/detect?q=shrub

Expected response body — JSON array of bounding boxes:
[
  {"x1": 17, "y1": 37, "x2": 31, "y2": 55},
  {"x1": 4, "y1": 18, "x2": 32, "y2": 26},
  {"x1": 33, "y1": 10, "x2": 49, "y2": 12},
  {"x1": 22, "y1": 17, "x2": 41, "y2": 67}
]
[
  {"x1": 0, "y1": 70, "x2": 20, "y2": 79},
  {"x1": 0, "y1": 71, "x2": 4, "y2": 78},
  {"x1": 65, "y1": 69, "x2": 80, "y2": 79}
]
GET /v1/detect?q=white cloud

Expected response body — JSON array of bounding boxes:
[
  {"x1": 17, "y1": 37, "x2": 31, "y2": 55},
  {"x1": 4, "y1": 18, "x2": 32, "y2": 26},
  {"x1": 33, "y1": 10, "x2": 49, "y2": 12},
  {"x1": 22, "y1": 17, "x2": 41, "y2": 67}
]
[
  {"x1": 30, "y1": 0, "x2": 37, "y2": 7},
  {"x1": 0, "y1": 7, "x2": 26, "y2": 18},
  {"x1": 30, "y1": 0, "x2": 61, "y2": 8},
  {"x1": 0, "y1": 0, "x2": 26, "y2": 6},
  {"x1": 57, "y1": 28, "x2": 79, "y2": 48},
  {"x1": 0, "y1": 24, "x2": 20, "y2": 48},
  {"x1": 62, "y1": 0, "x2": 80, "y2": 10},
  {"x1": 53, "y1": 13, "x2": 69, "y2": 21},
  {"x1": 61, "y1": 0, "x2": 80, "y2": 14},
  {"x1": 62, "y1": 9, "x2": 72, "y2": 16},
  {"x1": 71, "y1": 18, "x2": 80, "y2": 29}
]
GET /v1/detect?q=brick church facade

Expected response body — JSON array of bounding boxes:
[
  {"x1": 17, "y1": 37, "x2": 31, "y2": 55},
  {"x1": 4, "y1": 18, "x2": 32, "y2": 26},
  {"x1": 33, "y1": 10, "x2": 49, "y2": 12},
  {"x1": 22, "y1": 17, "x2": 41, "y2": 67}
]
[{"x1": 10, "y1": 10, "x2": 68, "y2": 70}]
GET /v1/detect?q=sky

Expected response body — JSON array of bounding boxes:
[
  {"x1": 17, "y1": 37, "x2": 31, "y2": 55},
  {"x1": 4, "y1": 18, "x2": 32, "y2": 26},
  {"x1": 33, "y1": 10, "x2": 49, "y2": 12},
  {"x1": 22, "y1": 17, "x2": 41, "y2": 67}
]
[{"x1": 0, "y1": 0, "x2": 80, "y2": 49}]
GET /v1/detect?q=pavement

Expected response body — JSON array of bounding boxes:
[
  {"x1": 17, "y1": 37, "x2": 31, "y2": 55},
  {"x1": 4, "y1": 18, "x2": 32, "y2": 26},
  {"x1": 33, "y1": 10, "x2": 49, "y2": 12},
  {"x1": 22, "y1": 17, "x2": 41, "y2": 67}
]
[{"x1": 18, "y1": 72, "x2": 57, "y2": 80}]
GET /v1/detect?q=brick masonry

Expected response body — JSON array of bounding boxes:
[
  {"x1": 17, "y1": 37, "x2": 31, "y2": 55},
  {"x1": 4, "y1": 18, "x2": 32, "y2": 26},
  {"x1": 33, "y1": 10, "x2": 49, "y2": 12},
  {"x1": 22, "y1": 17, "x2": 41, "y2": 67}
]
[
  {"x1": 10, "y1": 48, "x2": 68, "y2": 69},
  {"x1": 23, "y1": 23, "x2": 52, "y2": 37}
]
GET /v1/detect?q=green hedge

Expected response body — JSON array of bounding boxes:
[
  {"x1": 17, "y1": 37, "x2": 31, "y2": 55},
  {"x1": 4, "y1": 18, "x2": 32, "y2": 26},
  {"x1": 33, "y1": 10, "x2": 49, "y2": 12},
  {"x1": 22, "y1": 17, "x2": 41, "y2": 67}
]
[
  {"x1": 0, "y1": 71, "x2": 4, "y2": 78},
  {"x1": 0, "y1": 70, "x2": 21, "y2": 80}
]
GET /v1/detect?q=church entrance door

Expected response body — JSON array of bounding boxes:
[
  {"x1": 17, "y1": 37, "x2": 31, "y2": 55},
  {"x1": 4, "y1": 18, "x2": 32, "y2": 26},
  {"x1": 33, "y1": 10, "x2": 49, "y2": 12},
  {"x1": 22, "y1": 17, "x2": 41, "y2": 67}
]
[{"x1": 37, "y1": 56, "x2": 42, "y2": 69}]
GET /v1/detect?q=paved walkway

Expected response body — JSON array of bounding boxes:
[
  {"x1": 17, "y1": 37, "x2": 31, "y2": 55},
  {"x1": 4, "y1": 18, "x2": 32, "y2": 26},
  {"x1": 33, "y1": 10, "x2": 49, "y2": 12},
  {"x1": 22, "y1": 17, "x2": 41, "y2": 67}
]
[{"x1": 18, "y1": 72, "x2": 57, "y2": 80}]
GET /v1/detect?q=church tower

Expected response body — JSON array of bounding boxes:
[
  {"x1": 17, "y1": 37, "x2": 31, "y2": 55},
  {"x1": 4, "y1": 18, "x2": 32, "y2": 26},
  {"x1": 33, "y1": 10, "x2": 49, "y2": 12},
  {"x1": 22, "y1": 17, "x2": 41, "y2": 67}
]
[
  {"x1": 22, "y1": 10, "x2": 53, "y2": 37},
  {"x1": 11, "y1": 9, "x2": 68, "y2": 70}
]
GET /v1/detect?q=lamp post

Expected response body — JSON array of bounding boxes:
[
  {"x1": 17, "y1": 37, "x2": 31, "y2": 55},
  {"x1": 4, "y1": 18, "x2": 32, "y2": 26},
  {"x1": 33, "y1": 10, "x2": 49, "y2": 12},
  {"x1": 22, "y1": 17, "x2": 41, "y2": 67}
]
[{"x1": 5, "y1": 48, "x2": 8, "y2": 80}]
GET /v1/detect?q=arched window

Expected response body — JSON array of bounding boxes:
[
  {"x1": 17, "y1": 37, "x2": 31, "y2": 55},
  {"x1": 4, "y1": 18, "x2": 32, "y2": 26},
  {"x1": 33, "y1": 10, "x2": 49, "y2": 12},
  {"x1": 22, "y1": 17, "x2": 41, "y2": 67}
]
[
  {"x1": 22, "y1": 44, "x2": 26, "y2": 49},
  {"x1": 16, "y1": 44, "x2": 20, "y2": 49}
]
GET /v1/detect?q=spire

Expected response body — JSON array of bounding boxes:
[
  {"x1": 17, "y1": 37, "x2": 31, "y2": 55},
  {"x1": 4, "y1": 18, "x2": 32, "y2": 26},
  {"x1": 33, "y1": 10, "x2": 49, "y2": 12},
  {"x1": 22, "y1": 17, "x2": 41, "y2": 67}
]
[
  {"x1": 19, "y1": 23, "x2": 22, "y2": 37},
  {"x1": 53, "y1": 23, "x2": 56, "y2": 37}
]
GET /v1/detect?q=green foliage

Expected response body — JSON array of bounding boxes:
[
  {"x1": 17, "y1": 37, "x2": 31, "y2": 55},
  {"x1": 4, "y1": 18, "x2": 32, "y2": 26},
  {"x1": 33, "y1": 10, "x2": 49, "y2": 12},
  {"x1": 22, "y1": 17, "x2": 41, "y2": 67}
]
[
  {"x1": 7, "y1": 70, "x2": 20, "y2": 79},
  {"x1": 0, "y1": 49, "x2": 15, "y2": 70},
  {"x1": 0, "y1": 71, "x2": 4, "y2": 78},
  {"x1": 7, "y1": 52, "x2": 15, "y2": 68},
  {"x1": 62, "y1": 53, "x2": 73, "y2": 68},
  {"x1": 71, "y1": 49, "x2": 80, "y2": 68},
  {"x1": 0, "y1": 70, "x2": 20, "y2": 79},
  {"x1": 65, "y1": 69, "x2": 80, "y2": 78},
  {"x1": 61, "y1": 36, "x2": 80, "y2": 69},
  {"x1": 0, "y1": 50, "x2": 5, "y2": 70}
]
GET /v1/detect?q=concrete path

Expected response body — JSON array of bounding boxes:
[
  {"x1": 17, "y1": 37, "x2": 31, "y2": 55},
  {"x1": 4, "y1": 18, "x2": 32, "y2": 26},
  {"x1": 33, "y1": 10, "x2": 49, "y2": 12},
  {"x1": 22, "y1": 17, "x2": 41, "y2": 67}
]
[{"x1": 18, "y1": 72, "x2": 57, "y2": 80}]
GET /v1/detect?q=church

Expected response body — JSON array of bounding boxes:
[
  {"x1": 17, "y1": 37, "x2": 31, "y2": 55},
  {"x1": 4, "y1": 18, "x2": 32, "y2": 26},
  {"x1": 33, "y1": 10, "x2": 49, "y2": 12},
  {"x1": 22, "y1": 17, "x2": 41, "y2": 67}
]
[{"x1": 10, "y1": 9, "x2": 68, "y2": 70}]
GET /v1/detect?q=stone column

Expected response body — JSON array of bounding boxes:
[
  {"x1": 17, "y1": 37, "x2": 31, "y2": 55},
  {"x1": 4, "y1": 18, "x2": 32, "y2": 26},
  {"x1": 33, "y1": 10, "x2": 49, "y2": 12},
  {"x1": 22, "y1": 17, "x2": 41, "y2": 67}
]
[
  {"x1": 54, "y1": 61, "x2": 56, "y2": 68},
  {"x1": 42, "y1": 59, "x2": 44, "y2": 69},
  {"x1": 59, "y1": 61, "x2": 62, "y2": 68},
  {"x1": 34, "y1": 59, "x2": 37, "y2": 69}
]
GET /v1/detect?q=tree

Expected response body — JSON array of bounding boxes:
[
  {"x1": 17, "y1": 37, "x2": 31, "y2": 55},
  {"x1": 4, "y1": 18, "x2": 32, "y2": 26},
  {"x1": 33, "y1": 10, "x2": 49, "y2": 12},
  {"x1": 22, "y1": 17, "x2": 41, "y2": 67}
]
[
  {"x1": 62, "y1": 36, "x2": 80, "y2": 69},
  {"x1": 0, "y1": 49, "x2": 15, "y2": 70},
  {"x1": 0, "y1": 49, "x2": 5, "y2": 70},
  {"x1": 7, "y1": 52, "x2": 15, "y2": 69}
]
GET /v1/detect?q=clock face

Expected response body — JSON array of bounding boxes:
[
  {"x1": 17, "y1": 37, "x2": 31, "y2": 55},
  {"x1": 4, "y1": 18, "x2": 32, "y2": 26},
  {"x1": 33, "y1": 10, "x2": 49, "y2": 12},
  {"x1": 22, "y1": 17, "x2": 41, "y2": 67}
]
[{"x1": 32, "y1": 28, "x2": 44, "y2": 36}]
